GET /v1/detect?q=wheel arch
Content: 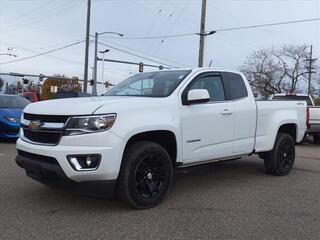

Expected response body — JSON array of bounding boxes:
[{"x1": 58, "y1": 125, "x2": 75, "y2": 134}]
[
  {"x1": 123, "y1": 130, "x2": 178, "y2": 167},
  {"x1": 277, "y1": 123, "x2": 298, "y2": 143}
]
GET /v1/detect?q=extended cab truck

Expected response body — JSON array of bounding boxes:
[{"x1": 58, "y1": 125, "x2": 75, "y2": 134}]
[
  {"x1": 16, "y1": 68, "x2": 307, "y2": 208},
  {"x1": 270, "y1": 94, "x2": 320, "y2": 144}
]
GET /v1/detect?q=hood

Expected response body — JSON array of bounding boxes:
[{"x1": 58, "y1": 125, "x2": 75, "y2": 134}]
[
  {"x1": 23, "y1": 96, "x2": 156, "y2": 115},
  {"x1": 0, "y1": 108, "x2": 23, "y2": 118}
]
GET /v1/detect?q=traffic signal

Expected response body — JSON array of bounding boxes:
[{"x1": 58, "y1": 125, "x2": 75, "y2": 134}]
[
  {"x1": 104, "y1": 81, "x2": 109, "y2": 88},
  {"x1": 139, "y1": 62, "x2": 144, "y2": 73},
  {"x1": 39, "y1": 74, "x2": 45, "y2": 81},
  {"x1": 89, "y1": 79, "x2": 94, "y2": 86},
  {"x1": 159, "y1": 65, "x2": 163, "y2": 70}
]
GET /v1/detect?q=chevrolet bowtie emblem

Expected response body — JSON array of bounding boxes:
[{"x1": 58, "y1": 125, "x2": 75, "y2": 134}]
[{"x1": 29, "y1": 120, "x2": 42, "y2": 130}]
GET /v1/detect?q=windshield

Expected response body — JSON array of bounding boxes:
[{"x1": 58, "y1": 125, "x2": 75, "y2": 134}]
[
  {"x1": 272, "y1": 95, "x2": 313, "y2": 106},
  {"x1": 0, "y1": 95, "x2": 30, "y2": 109},
  {"x1": 105, "y1": 70, "x2": 191, "y2": 97}
]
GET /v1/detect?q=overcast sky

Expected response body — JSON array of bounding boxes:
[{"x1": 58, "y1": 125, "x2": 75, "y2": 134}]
[{"x1": 0, "y1": 0, "x2": 319, "y2": 93}]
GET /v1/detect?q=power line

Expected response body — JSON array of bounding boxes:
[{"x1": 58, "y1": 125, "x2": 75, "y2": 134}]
[
  {"x1": 97, "y1": 41, "x2": 177, "y2": 68},
  {"x1": 100, "y1": 17, "x2": 320, "y2": 40},
  {"x1": 98, "y1": 37, "x2": 189, "y2": 67},
  {"x1": 136, "y1": 0, "x2": 167, "y2": 52},
  {"x1": 0, "y1": 39, "x2": 85, "y2": 65},
  {"x1": 151, "y1": 1, "x2": 190, "y2": 56},
  {"x1": 2, "y1": 1, "x2": 85, "y2": 33},
  {"x1": 149, "y1": 1, "x2": 181, "y2": 55},
  {"x1": 0, "y1": 40, "x2": 85, "y2": 65},
  {"x1": 2, "y1": 0, "x2": 53, "y2": 25},
  {"x1": 214, "y1": 18, "x2": 320, "y2": 32}
]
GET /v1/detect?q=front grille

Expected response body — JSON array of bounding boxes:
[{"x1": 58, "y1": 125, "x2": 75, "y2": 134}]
[
  {"x1": 18, "y1": 150, "x2": 58, "y2": 165},
  {"x1": 24, "y1": 113, "x2": 70, "y2": 123},
  {"x1": 23, "y1": 129, "x2": 62, "y2": 145}
]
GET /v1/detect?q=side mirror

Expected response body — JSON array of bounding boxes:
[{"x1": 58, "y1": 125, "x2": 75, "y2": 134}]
[{"x1": 186, "y1": 89, "x2": 210, "y2": 105}]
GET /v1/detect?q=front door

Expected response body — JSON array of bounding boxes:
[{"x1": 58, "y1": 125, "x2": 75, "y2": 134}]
[{"x1": 181, "y1": 73, "x2": 235, "y2": 163}]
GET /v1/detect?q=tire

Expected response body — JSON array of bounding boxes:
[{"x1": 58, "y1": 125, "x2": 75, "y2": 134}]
[
  {"x1": 117, "y1": 141, "x2": 173, "y2": 209},
  {"x1": 314, "y1": 135, "x2": 320, "y2": 144},
  {"x1": 263, "y1": 133, "x2": 295, "y2": 176}
]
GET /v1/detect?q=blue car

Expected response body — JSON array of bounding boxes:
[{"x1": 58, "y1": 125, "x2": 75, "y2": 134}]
[{"x1": 0, "y1": 94, "x2": 30, "y2": 139}]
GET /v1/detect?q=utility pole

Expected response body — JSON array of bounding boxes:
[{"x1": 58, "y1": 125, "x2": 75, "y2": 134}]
[
  {"x1": 83, "y1": 0, "x2": 91, "y2": 93},
  {"x1": 92, "y1": 32, "x2": 99, "y2": 96},
  {"x1": 306, "y1": 45, "x2": 317, "y2": 95},
  {"x1": 198, "y1": 0, "x2": 207, "y2": 67}
]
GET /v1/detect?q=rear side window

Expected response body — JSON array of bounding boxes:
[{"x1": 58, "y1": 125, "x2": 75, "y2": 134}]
[{"x1": 222, "y1": 72, "x2": 248, "y2": 100}]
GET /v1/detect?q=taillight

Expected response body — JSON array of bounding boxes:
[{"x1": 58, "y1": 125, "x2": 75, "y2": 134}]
[{"x1": 306, "y1": 107, "x2": 310, "y2": 128}]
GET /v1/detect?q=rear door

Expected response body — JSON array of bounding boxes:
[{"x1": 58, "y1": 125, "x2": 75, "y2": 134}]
[
  {"x1": 181, "y1": 72, "x2": 235, "y2": 162},
  {"x1": 221, "y1": 72, "x2": 256, "y2": 154}
]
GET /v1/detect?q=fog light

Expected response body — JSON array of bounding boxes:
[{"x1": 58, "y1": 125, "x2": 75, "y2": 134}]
[{"x1": 67, "y1": 154, "x2": 101, "y2": 171}]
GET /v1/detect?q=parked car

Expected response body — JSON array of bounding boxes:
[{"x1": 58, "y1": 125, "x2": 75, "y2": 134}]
[
  {"x1": 0, "y1": 94, "x2": 30, "y2": 139},
  {"x1": 20, "y1": 92, "x2": 40, "y2": 102},
  {"x1": 16, "y1": 68, "x2": 307, "y2": 208},
  {"x1": 270, "y1": 93, "x2": 320, "y2": 144},
  {"x1": 53, "y1": 91, "x2": 91, "y2": 99}
]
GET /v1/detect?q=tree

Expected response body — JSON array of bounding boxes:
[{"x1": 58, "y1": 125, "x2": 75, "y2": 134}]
[
  {"x1": 41, "y1": 75, "x2": 81, "y2": 100},
  {"x1": 240, "y1": 44, "x2": 318, "y2": 98}
]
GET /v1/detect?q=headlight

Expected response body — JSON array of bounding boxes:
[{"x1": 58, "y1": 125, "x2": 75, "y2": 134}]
[
  {"x1": 4, "y1": 116, "x2": 20, "y2": 123},
  {"x1": 64, "y1": 114, "x2": 116, "y2": 135}
]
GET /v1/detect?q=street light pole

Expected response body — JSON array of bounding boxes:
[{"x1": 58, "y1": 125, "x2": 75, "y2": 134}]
[
  {"x1": 92, "y1": 32, "x2": 123, "y2": 96},
  {"x1": 0, "y1": 53, "x2": 18, "y2": 57},
  {"x1": 99, "y1": 49, "x2": 110, "y2": 85}
]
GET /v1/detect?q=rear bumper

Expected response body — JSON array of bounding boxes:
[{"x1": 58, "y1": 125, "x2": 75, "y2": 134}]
[
  {"x1": 15, "y1": 151, "x2": 116, "y2": 197},
  {"x1": 307, "y1": 124, "x2": 320, "y2": 134}
]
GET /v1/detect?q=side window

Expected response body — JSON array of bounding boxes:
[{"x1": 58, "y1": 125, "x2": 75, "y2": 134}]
[
  {"x1": 189, "y1": 75, "x2": 226, "y2": 101},
  {"x1": 222, "y1": 72, "x2": 248, "y2": 100}
]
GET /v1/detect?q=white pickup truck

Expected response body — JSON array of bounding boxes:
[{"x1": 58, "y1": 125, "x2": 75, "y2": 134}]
[
  {"x1": 270, "y1": 94, "x2": 320, "y2": 144},
  {"x1": 16, "y1": 68, "x2": 307, "y2": 208}
]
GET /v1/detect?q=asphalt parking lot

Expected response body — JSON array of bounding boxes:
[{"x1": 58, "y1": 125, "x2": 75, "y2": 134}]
[{"x1": 0, "y1": 141, "x2": 319, "y2": 240}]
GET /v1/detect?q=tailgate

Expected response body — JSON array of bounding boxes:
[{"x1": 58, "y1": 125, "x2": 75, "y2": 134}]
[{"x1": 309, "y1": 106, "x2": 320, "y2": 125}]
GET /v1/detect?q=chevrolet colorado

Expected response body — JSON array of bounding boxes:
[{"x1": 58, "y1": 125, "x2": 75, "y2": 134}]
[{"x1": 16, "y1": 68, "x2": 307, "y2": 208}]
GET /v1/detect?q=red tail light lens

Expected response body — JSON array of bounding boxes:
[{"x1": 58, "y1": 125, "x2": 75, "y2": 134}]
[{"x1": 306, "y1": 107, "x2": 310, "y2": 128}]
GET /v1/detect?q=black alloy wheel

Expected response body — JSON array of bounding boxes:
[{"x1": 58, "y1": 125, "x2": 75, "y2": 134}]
[
  {"x1": 117, "y1": 141, "x2": 173, "y2": 208},
  {"x1": 134, "y1": 154, "x2": 166, "y2": 198},
  {"x1": 263, "y1": 133, "x2": 295, "y2": 176}
]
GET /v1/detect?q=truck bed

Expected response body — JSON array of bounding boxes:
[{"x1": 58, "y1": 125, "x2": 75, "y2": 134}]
[{"x1": 254, "y1": 100, "x2": 307, "y2": 152}]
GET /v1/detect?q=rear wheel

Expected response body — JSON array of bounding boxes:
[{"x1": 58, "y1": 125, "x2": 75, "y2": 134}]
[
  {"x1": 117, "y1": 141, "x2": 173, "y2": 209},
  {"x1": 263, "y1": 133, "x2": 295, "y2": 176}
]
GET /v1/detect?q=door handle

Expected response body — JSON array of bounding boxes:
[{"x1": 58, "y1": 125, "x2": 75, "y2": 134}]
[{"x1": 221, "y1": 109, "x2": 233, "y2": 115}]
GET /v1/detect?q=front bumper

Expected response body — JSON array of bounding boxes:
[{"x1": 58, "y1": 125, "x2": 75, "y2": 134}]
[
  {"x1": 16, "y1": 130, "x2": 126, "y2": 182},
  {"x1": 15, "y1": 151, "x2": 116, "y2": 197}
]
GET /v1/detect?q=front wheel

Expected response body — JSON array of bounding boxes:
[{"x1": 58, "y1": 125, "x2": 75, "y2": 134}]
[
  {"x1": 263, "y1": 133, "x2": 295, "y2": 176},
  {"x1": 117, "y1": 141, "x2": 173, "y2": 209}
]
